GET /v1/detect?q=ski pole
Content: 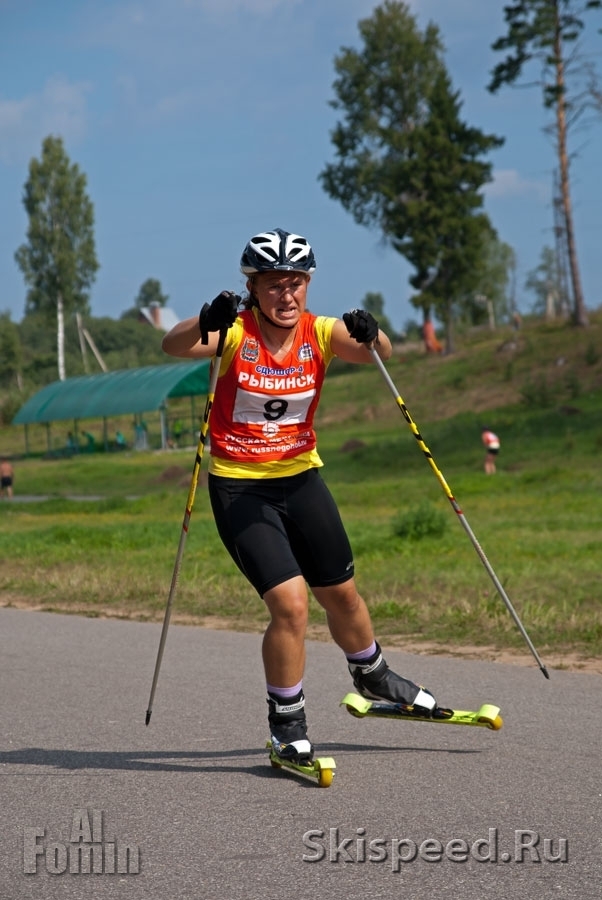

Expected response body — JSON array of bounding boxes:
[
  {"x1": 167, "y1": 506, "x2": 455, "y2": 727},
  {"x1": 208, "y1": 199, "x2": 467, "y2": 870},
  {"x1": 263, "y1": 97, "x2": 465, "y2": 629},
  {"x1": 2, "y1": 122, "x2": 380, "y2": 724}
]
[
  {"x1": 369, "y1": 345, "x2": 550, "y2": 680},
  {"x1": 145, "y1": 329, "x2": 227, "y2": 725}
]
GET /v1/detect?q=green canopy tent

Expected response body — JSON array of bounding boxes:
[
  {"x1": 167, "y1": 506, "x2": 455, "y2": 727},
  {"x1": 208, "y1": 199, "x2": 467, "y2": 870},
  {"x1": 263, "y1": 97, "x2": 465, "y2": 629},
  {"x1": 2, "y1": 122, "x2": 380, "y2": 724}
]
[{"x1": 12, "y1": 362, "x2": 211, "y2": 454}]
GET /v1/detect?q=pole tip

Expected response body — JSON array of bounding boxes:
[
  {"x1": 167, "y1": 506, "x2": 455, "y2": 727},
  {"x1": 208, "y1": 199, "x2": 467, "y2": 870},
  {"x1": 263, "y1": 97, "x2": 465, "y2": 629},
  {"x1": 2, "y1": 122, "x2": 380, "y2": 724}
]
[
  {"x1": 145, "y1": 710, "x2": 152, "y2": 726},
  {"x1": 541, "y1": 665, "x2": 550, "y2": 680}
]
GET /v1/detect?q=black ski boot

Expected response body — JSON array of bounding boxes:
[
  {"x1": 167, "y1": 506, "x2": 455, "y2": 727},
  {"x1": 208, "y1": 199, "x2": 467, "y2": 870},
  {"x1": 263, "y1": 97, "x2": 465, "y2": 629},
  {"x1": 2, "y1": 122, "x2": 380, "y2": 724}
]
[
  {"x1": 348, "y1": 644, "x2": 437, "y2": 716},
  {"x1": 267, "y1": 691, "x2": 314, "y2": 763}
]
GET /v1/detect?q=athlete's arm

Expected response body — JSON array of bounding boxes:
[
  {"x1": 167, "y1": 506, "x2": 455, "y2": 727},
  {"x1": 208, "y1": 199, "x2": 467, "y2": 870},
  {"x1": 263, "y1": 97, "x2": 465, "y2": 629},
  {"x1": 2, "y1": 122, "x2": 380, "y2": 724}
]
[
  {"x1": 330, "y1": 318, "x2": 392, "y2": 364},
  {"x1": 162, "y1": 317, "x2": 221, "y2": 358}
]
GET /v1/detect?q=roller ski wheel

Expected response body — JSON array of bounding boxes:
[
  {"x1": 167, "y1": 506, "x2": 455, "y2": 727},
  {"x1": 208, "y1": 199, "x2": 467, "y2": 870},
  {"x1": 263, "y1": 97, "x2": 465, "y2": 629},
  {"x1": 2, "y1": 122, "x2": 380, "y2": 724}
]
[
  {"x1": 267, "y1": 742, "x2": 336, "y2": 788},
  {"x1": 341, "y1": 692, "x2": 503, "y2": 731}
]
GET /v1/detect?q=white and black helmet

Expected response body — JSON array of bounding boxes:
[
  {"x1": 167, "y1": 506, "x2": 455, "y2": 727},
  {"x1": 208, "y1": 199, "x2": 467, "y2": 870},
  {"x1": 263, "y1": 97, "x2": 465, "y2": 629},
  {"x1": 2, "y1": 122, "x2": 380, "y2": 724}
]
[{"x1": 240, "y1": 228, "x2": 316, "y2": 275}]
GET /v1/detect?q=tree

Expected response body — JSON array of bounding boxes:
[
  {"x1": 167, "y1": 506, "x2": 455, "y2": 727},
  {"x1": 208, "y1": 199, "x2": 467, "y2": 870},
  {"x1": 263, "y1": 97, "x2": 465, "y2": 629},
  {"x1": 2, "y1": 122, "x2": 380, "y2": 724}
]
[
  {"x1": 465, "y1": 231, "x2": 517, "y2": 329},
  {"x1": 0, "y1": 312, "x2": 23, "y2": 389},
  {"x1": 398, "y1": 71, "x2": 503, "y2": 352},
  {"x1": 16, "y1": 310, "x2": 167, "y2": 386},
  {"x1": 15, "y1": 136, "x2": 99, "y2": 381},
  {"x1": 319, "y1": 1, "x2": 502, "y2": 353},
  {"x1": 525, "y1": 244, "x2": 569, "y2": 317},
  {"x1": 488, "y1": 0, "x2": 602, "y2": 328},
  {"x1": 360, "y1": 292, "x2": 397, "y2": 340},
  {"x1": 320, "y1": 1, "x2": 444, "y2": 226},
  {"x1": 134, "y1": 278, "x2": 169, "y2": 310}
]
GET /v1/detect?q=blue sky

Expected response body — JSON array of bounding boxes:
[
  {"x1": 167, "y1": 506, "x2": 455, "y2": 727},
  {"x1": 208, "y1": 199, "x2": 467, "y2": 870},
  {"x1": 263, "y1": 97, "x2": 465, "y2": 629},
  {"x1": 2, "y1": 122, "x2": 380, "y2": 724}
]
[{"x1": 1, "y1": 0, "x2": 601, "y2": 334}]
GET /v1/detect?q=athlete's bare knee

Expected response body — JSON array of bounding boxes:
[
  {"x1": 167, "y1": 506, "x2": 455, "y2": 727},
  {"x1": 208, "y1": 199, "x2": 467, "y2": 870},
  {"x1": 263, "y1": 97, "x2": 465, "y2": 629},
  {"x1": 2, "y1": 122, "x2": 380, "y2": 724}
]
[
  {"x1": 270, "y1": 607, "x2": 307, "y2": 636},
  {"x1": 313, "y1": 581, "x2": 362, "y2": 616},
  {"x1": 264, "y1": 587, "x2": 308, "y2": 635}
]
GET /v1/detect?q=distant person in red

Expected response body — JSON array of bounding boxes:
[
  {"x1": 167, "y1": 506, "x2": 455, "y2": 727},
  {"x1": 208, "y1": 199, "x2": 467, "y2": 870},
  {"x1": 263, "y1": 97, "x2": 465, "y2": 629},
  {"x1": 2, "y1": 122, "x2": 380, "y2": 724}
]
[
  {"x1": 423, "y1": 320, "x2": 443, "y2": 353},
  {"x1": 481, "y1": 429, "x2": 500, "y2": 475},
  {"x1": 0, "y1": 458, "x2": 14, "y2": 499}
]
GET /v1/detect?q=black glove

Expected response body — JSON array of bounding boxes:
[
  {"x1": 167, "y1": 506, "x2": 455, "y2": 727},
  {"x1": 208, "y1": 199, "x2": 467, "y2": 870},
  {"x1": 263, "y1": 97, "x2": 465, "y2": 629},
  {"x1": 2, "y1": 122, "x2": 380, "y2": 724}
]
[
  {"x1": 199, "y1": 291, "x2": 240, "y2": 344},
  {"x1": 342, "y1": 309, "x2": 379, "y2": 344}
]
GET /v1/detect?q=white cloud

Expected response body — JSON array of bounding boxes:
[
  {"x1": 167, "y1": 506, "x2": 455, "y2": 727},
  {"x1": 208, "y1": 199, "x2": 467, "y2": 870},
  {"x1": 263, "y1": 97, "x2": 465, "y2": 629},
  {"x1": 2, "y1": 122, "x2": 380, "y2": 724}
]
[
  {"x1": 0, "y1": 77, "x2": 91, "y2": 165},
  {"x1": 485, "y1": 169, "x2": 549, "y2": 202},
  {"x1": 0, "y1": 96, "x2": 31, "y2": 132}
]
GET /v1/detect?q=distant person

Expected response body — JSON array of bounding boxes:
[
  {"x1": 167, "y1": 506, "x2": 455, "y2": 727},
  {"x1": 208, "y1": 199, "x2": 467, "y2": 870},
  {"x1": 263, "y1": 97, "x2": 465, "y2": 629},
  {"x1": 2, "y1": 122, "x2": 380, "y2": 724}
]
[
  {"x1": 134, "y1": 421, "x2": 149, "y2": 450},
  {"x1": 0, "y1": 458, "x2": 14, "y2": 499},
  {"x1": 115, "y1": 430, "x2": 127, "y2": 450},
  {"x1": 423, "y1": 320, "x2": 443, "y2": 353},
  {"x1": 172, "y1": 419, "x2": 184, "y2": 447},
  {"x1": 481, "y1": 428, "x2": 500, "y2": 475}
]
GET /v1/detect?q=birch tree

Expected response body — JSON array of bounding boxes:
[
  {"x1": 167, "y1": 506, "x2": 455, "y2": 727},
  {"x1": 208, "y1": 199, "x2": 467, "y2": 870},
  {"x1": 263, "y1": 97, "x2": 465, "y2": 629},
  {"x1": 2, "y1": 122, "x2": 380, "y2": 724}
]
[{"x1": 15, "y1": 136, "x2": 99, "y2": 380}]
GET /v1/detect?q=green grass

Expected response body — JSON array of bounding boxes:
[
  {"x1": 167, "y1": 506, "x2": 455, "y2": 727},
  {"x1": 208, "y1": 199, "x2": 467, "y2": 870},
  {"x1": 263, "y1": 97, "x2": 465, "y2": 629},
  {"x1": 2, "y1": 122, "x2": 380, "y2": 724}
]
[{"x1": 1, "y1": 312, "x2": 602, "y2": 662}]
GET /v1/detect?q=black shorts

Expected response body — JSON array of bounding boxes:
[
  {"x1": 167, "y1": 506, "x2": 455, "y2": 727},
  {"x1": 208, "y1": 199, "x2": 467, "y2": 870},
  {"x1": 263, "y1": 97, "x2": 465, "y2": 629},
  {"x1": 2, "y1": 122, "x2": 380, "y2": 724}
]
[{"x1": 208, "y1": 468, "x2": 355, "y2": 597}]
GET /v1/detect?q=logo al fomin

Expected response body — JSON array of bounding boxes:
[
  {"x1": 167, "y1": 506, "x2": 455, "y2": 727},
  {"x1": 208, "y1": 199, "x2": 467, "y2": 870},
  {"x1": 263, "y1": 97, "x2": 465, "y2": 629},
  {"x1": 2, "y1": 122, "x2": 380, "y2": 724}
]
[{"x1": 23, "y1": 809, "x2": 140, "y2": 875}]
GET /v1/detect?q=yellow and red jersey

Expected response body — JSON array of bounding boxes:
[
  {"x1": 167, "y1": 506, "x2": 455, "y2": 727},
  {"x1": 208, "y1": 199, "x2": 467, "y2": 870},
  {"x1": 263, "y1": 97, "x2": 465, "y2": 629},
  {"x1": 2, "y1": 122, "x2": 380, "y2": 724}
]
[
  {"x1": 482, "y1": 430, "x2": 500, "y2": 450},
  {"x1": 208, "y1": 309, "x2": 336, "y2": 478}
]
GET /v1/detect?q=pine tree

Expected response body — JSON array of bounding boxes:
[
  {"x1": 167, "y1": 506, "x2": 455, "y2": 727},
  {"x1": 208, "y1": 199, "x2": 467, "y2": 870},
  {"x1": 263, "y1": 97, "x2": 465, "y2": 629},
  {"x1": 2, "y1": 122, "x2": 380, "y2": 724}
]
[{"x1": 488, "y1": 0, "x2": 602, "y2": 327}]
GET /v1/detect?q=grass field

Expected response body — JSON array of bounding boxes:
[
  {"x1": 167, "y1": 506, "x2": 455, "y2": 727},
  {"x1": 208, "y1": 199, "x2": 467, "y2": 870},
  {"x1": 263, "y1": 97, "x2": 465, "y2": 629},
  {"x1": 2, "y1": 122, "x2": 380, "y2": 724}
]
[{"x1": 1, "y1": 313, "x2": 601, "y2": 669}]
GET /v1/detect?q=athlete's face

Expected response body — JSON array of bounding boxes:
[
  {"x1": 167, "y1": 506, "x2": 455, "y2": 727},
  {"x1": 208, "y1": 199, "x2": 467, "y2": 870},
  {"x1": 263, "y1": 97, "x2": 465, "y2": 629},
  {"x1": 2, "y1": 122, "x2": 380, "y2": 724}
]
[{"x1": 249, "y1": 272, "x2": 310, "y2": 328}]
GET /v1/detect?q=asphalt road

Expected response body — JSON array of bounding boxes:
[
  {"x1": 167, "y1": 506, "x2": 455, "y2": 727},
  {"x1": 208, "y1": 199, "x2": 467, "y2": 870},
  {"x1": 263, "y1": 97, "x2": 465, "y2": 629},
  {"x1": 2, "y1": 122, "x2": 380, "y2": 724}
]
[{"x1": 0, "y1": 607, "x2": 599, "y2": 899}]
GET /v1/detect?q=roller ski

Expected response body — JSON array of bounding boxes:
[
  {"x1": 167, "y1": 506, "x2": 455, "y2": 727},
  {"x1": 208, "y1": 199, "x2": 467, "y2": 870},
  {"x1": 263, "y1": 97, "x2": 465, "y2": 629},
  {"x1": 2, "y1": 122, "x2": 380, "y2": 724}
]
[
  {"x1": 266, "y1": 690, "x2": 336, "y2": 788},
  {"x1": 343, "y1": 643, "x2": 503, "y2": 731},
  {"x1": 267, "y1": 742, "x2": 336, "y2": 787},
  {"x1": 341, "y1": 693, "x2": 502, "y2": 730}
]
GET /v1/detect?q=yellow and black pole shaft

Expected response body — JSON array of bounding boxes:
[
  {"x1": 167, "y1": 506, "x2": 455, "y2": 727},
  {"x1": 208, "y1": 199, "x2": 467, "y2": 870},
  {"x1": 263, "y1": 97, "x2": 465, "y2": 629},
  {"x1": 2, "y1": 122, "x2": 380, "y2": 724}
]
[
  {"x1": 370, "y1": 346, "x2": 549, "y2": 680},
  {"x1": 145, "y1": 329, "x2": 227, "y2": 725}
]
